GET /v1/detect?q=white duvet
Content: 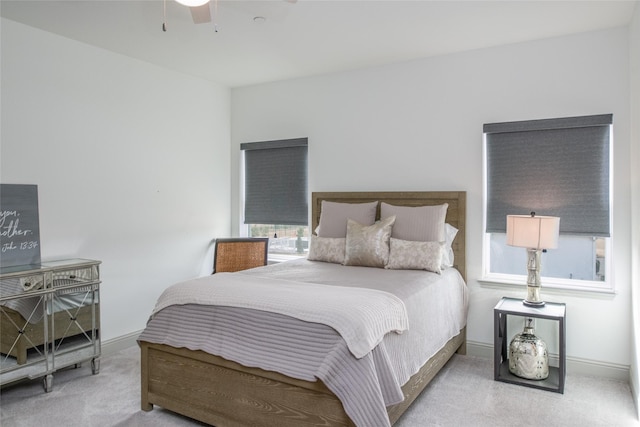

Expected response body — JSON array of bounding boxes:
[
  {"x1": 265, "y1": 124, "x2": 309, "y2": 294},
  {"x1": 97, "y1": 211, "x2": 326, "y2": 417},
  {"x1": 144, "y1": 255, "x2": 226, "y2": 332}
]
[{"x1": 151, "y1": 272, "x2": 409, "y2": 359}]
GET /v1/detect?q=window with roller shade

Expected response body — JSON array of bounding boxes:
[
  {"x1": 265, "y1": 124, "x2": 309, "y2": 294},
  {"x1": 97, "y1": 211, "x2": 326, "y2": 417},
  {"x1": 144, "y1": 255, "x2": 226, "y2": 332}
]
[
  {"x1": 482, "y1": 114, "x2": 612, "y2": 291},
  {"x1": 241, "y1": 138, "x2": 309, "y2": 260}
]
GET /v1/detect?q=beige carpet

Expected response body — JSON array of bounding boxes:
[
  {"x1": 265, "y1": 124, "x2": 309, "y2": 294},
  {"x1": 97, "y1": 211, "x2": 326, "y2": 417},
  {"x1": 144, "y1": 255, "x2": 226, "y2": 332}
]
[{"x1": 1, "y1": 346, "x2": 638, "y2": 427}]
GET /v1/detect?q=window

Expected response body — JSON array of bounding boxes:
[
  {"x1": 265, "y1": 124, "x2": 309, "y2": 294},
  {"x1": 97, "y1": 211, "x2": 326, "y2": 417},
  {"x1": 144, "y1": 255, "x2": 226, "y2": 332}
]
[
  {"x1": 241, "y1": 138, "x2": 309, "y2": 260},
  {"x1": 483, "y1": 114, "x2": 613, "y2": 292}
]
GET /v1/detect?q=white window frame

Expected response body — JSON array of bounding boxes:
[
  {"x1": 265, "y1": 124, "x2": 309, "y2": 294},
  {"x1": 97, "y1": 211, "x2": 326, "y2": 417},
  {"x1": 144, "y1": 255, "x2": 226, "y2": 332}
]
[
  {"x1": 239, "y1": 140, "x2": 309, "y2": 262},
  {"x1": 480, "y1": 127, "x2": 614, "y2": 295},
  {"x1": 480, "y1": 233, "x2": 614, "y2": 295}
]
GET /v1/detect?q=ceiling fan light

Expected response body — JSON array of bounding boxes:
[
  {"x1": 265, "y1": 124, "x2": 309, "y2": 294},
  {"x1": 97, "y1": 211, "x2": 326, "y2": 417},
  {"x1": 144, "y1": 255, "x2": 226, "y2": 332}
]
[{"x1": 175, "y1": 0, "x2": 210, "y2": 7}]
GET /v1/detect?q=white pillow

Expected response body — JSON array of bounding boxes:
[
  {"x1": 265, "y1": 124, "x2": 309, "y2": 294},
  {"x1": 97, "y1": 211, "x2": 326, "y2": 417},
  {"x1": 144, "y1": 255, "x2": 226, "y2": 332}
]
[
  {"x1": 386, "y1": 238, "x2": 443, "y2": 274},
  {"x1": 442, "y1": 223, "x2": 458, "y2": 268},
  {"x1": 307, "y1": 236, "x2": 345, "y2": 264}
]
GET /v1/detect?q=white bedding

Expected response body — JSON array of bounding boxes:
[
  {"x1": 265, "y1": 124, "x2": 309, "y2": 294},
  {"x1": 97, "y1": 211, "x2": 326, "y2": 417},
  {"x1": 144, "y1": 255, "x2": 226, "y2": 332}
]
[
  {"x1": 239, "y1": 258, "x2": 469, "y2": 384},
  {"x1": 151, "y1": 271, "x2": 409, "y2": 359},
  {"x1": 139, "y1": 259, "x2": 468, "y2": 427}
]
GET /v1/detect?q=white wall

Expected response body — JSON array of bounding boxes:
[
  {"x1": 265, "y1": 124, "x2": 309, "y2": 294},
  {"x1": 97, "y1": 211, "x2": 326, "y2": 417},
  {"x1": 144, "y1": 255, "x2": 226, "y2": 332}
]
[
  {"x1": 629, "y1": 0, "x2": 640, "y2": 413},
  {"x1": 1, "y1": 12, "x2": 634, "y2": 378},
  {"x1": 1, "y1": 19, "x2": 232, "y2": 342},
  {"x1": 231, "y1": 27, "x2": 633, "y2": 373}
]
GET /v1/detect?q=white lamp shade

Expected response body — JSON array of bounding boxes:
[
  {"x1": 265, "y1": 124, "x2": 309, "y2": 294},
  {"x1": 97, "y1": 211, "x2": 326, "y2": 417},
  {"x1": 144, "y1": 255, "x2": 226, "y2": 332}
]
[
  {"x1": 506, "y1": 215, "x2": 560, "y2": 250},
  {"x1": 175, "y1": 0, "x2": 210, "y2": 7}
]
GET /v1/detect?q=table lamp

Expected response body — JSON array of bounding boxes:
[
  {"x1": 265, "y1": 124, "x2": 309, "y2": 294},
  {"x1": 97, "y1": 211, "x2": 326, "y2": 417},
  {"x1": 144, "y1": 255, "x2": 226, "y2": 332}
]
[{"x1": 506, "y1": 212, "x2": 560, "y2": 307}]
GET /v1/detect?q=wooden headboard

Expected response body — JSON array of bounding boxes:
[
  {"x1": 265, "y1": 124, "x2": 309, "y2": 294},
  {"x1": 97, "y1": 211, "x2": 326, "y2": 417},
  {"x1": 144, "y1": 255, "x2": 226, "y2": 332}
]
[{"x1": 311, "y1": 191, "x2": 467, "y2": 281}]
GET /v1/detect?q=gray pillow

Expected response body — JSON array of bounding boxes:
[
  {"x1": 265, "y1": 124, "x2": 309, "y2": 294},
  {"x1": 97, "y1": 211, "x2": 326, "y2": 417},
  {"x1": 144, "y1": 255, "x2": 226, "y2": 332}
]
[
  {"x1": 380, "y1": 202, "x2": 448, "y2": 242},
  {"x1": 317, "y1": 200, "x2": 378, "y2": 238},
  {"x1": 344, "y1": 216, "x2": 395, "y2": 268}
]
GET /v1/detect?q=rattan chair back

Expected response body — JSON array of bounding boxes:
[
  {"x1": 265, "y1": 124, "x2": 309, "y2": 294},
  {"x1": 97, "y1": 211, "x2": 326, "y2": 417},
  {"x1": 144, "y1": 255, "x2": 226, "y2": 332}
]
[{"x1": 213, "y1": 238, "x2": 269, "y2": 274}]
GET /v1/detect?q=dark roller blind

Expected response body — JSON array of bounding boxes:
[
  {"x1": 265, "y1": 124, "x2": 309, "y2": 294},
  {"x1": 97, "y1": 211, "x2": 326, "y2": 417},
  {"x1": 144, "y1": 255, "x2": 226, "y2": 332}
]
[
  {"x1": 485, "y1": 114, "x2": 612, "y2": 236},
  {"x1": 241, "y1": 138, "x2": 308, "y2": 225}
]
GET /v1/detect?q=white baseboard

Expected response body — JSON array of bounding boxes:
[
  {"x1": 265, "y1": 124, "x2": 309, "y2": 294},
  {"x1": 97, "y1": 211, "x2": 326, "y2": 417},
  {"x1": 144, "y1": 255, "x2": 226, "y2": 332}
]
[
  {"x1": 101, "y1": 330, "x2": 143, "y2": 357},
  {"x1": 100, "y1": 333, "x2": 632, "y2": 383},
  {"x1": 629, "y1": 364, "x2": 640, "y2": 418},
  {"x1": 467, "y1": 340, "x2": 631, "y2": 382}
]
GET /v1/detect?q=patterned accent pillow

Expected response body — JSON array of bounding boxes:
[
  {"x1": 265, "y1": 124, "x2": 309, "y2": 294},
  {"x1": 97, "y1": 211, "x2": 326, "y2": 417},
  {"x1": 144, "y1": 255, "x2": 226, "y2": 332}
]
[
  {"x1": 385, "y1": 238, "x2": 444, "y2": 274},
  {"x1": 307, "y1": 236, "x2": 346, "y2": 264},
  {"x1": 344, "y1": 216, "x2": 396, "y2": 268}
]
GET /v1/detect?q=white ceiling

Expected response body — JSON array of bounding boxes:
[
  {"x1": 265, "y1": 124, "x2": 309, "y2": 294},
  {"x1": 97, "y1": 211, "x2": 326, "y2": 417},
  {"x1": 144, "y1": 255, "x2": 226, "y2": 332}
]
[{"x1": 1, "y1": 0, "x2": 636, "y2": 88}]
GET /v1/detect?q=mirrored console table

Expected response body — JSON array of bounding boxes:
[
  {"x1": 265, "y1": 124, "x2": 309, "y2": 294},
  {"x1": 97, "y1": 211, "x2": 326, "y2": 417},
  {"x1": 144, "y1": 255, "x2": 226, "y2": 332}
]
[{"x1": 0, "y1": 259, "x2": 101, "y2": 392}]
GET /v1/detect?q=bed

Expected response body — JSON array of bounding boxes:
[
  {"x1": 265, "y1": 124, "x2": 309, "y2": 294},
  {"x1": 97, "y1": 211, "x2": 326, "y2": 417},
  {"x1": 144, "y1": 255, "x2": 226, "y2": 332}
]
[{"x1": 139, "y1": 191, "x2": 467, "y2": 427}]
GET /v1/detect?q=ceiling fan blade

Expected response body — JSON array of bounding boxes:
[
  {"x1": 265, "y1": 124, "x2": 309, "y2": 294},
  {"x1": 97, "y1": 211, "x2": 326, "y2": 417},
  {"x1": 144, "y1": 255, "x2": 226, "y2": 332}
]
[{"x1": 190, "y1": 3, "x2": 211, "y2": 24}]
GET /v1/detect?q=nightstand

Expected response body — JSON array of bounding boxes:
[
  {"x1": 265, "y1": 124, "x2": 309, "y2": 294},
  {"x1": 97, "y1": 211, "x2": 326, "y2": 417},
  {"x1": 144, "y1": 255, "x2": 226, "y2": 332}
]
[{"x1": 494, "y1": 296, "x2": 566, "y2": 393}]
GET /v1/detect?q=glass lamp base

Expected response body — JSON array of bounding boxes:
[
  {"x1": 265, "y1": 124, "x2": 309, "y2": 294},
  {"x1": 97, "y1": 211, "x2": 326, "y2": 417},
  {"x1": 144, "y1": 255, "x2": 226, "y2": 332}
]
[
  {"x1": 523, "y1": 299, "x2": 546, "y2": 307},
  {"x1": 523, "y1": 282, "x2": 545, "y2": 307}
]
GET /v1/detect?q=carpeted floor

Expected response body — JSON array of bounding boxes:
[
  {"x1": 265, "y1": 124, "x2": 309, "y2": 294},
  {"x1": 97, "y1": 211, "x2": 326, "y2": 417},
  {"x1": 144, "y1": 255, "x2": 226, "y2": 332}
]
[{"x1": 1, "y1": 346, "x2": 638, "y2": 427}]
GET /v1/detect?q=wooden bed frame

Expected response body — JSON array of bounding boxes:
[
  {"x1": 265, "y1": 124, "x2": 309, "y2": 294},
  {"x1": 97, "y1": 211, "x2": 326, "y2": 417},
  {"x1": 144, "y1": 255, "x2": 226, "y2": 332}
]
[{"x1": 140, "y1": 191, "x2": 467, "y2": 426}]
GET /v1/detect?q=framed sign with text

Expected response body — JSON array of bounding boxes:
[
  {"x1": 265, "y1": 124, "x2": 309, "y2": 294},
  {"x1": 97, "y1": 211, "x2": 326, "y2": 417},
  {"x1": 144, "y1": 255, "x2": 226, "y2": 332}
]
[{"x1": 0, "y1": 184, "x2": 41, "y2": 267}]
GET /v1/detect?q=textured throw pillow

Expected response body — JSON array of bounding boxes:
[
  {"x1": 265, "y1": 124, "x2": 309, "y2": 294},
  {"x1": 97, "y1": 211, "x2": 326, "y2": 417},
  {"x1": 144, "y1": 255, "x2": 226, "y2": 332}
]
[
  {"x1": 307, "y1": 236, "x2": 346, "y2": 264},
  {"x1": 317, "y1": 200, "x2": 378, "y2": 238},
  {"x1": 380, "y1": 202, "x2": 448, "y2": 242},
  {"x1": 344, "y1": 216, "x2": 396, "y2": 268},
  {"x1": 386, "y1": 238, "x2": 444, "y2": 274},
  {"x1": 442, "y1": 223, "x2": 458, "y2": 268}
]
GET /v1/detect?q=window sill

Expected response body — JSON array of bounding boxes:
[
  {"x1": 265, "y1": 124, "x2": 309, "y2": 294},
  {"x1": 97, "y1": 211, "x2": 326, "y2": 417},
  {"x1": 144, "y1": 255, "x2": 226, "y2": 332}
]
[
  {"x1": 478, "y1": 276, "x2": 616, "y2": 298},
  {"x1": 268, "y1": 253, "x2": 306, "y2": 264}
]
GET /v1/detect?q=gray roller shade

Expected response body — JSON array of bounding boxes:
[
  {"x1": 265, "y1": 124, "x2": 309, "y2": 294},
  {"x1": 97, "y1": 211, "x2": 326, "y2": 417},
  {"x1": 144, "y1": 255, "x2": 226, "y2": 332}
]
[
  {"x1": 485, "y1": 114, "x2": 612, "y2": 236},
  {"x1": 242, "y1": 138, "x2": 308, "y2": 226}
]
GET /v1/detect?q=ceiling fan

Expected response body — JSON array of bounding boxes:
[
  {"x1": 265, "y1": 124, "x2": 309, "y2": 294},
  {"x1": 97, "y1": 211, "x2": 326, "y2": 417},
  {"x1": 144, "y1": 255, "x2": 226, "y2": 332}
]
[
  {"x1": 175, "y1": 0, "x2": 214, "y2": 25},
  {"x1": 173, "y1": 0, "x2": 297, "y2": 25}
]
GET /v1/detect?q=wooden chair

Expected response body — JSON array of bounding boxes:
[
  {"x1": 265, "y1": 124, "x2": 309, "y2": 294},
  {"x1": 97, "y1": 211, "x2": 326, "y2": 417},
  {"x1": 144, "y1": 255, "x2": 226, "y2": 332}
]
[{"x1": 212, "y1": 238, "x2": 269, "y2": 274}]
